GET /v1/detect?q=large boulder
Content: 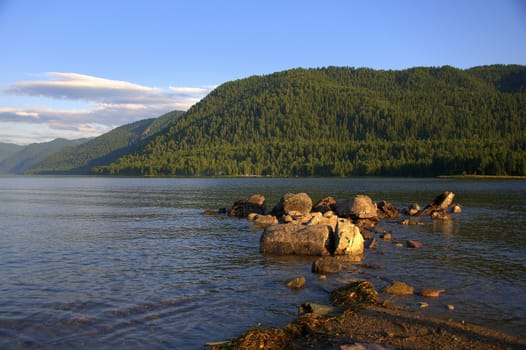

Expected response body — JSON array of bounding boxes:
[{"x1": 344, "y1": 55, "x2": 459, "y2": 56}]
[
  {"x1": 271, "y1": 192, "x2": 313, "y2": 217},
  {"x1": 228, "y1": 194, "x2": 266, "y2": 218},
  {"x1": 333, "y1": 218, "x2": 364, "y2": 255},
  {"x1": 335, "y1": 195, "x2": 377, "y2": 220},
  {"x1": 260, "y1": 223, "x2": 332, "y2": 256}
]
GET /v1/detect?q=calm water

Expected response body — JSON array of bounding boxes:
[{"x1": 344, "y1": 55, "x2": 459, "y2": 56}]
[{"x1": 0, "y1": 177, "x2": 525, "y2": 349}]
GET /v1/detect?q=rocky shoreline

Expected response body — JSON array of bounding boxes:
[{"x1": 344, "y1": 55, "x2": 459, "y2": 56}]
[{"x1": 204, "y1": 191, "x2": 525, "y2": 349}]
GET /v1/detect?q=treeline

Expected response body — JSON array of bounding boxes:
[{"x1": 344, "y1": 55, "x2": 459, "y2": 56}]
[
  {"x1": 32, "y1": 110, "x2": 184, "y2": 174},
  {"x1": 94, "y1": 65, "x2": 526, "y2": 177}
]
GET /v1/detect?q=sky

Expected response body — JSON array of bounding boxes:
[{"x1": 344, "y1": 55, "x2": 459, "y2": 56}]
[{"x1": 0, "y1": 0, "x2": 525, "y2": 145}]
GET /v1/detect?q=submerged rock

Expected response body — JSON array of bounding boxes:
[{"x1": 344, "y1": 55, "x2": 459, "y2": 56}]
[
  {"x1": 286, "y1": 276, "x2": 306, "y2": 290},
  {"x1": 382, "y1": 281, "x2": 414, "y2": 295},
  {"x1": 312, "y1": 256, "x2": 343, "y2": 274},
  {"x1": 406, "y1": 240, "x2": 424, "y2": 248},
  {"x1": 418, "y1": 288, "x2": 445, "y2": 297}
]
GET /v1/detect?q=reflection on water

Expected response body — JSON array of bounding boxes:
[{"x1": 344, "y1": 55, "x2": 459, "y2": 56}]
[{"x1": 0, "y1": 177, "x2": 525, "y2": 349}]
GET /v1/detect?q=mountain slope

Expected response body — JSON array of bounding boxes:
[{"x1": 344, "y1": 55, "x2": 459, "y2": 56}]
[
  {"x1": 0, "y1": 143, "x2": 24, "y2": 162},
  {"x1": 33, "y1": 110, "x2": 184, "y2": 174},
  {"x1": 0, "y1": 138, "x2": 89, "y2": 174},
  {"x1": 96, "y1": 65, "x2": 526, "y2": 177}
]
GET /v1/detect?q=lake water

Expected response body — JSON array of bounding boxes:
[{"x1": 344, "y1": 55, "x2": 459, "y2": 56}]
[{"x1": 0, "y1": 177, "x2": 524, "y2": 349}]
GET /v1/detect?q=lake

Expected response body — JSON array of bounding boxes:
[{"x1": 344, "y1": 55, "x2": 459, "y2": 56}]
[{"x1": 0, "y1": 177, "x2": 525, "y2": 349}]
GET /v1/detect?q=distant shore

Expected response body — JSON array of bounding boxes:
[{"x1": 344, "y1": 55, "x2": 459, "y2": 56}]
[{"x1": 438, "y1": 174, "x2": 526, "y2": 180}]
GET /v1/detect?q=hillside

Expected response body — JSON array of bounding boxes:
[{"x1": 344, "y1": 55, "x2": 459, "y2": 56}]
[
  {"x1": 0, "y1": 138, "x2": 89, "y2": 174},
  {"x1": 32, "y1": 110, "x2": 184, "y2": 174},
  {"x1": 0, "y1": 143, "x2": 24, "y2": 162},
  {"x1": 94, "y1": 65, "x2": 526, "y2": 177}
]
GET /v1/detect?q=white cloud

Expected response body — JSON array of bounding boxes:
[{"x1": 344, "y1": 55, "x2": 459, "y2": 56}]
[
  {"x1": 0, "y1": 72, "x2": 214, "y2": 144},
  {"x1": 168, "y1": 86, "x2": 209, "y2": 94}
]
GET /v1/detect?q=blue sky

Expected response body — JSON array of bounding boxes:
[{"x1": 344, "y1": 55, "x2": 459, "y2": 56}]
[{"x1": 0, "y1": 0, "x2": 525, "y2": 144}]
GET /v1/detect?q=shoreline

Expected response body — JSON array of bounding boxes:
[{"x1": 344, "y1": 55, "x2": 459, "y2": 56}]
[
  {"x1": 438, "y1": 174, "x2": 526, "y2": 180},
  {"x1": 207, "y1": 287, "x2": 526, "y2": 350}
]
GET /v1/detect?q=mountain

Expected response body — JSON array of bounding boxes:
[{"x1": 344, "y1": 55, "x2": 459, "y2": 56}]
[
  {"x1": 89, "y1": 65, "x2": 524, "y2": 177},
  {"x1": 0, "y1": 138, "x2": 89, "y2": 174},
  {"x1": 0, "y1": 143, "x2": 24, "y2": 162},
  {"x1": 32, "y1": 110, "x2": 184, "y2": 174}
]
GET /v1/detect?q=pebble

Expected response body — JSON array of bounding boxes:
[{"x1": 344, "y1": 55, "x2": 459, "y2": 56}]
[
  {"x1": 286, "y1": 276, "x2": 306, "y2": 289},
  {"x1": 418, "y1": 302, "x2": 429, "y2": 308},
  {"x1": 447, "y1": 304, "x2": 455, "y2": 310},
  {"x1": 406, "y1": 239, "x2": 424, "y2": 248},
  {"x1": 419, "y1": 288, "x2": 445, "y2": 297}
]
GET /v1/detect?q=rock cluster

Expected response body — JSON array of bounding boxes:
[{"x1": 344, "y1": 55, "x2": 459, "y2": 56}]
[{"x1": 215, "y1": 191, "x2": 462, "y2": 259}]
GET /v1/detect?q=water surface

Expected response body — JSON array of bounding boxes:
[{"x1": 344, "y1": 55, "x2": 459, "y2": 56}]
[{"x1": 0, "y1": 177, "x2": 524, "y2": 349}]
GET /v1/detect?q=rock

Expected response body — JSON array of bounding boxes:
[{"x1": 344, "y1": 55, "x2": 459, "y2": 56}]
[
  {"x1": 366, "y1": 237, "x2": 378, "y2": 249},
  {"x1": 271, "y1": 192, "x2": 313, "y2": 217},
  {"x1": 382, "y1": 281, "x2": 414, "y2": 295},
  {"x1": 334, "y1": 218, "x2": 364, "y2": 255},
  {"x1": 312, "y1": 196, "x2": 337, "y2": 213},
  {"x1": 377, "y1": 200, "x2": 401, "y2": 219},
  {"x1": 299, "y1": 302, "x2": 344, "y2": 317},
  {"x1": 307, "y1": 213, "x2": 338, "y2": 232},
  {"x1": 419, "y1": 301, "x2": 429, "y2": 308},
  {"x1": 406, "y1": 203, "x2": 421, "y2": 216},
  {"x1": 340, "y1": 343, "x2": 396, "y2": 350},
  {"x1": 431, "y1": 211, "x2": 452, "y2": 220},
  {"x1": 418, "y1": 191, "x2": 455, "y2": 216},
  {"x1": 335, "y1": 195, "x2": 378, "y2": 220},
  {"x1": 381, "y1": 233, "x2": 392, "y2": 241},
  {"x1": 398, "y1": 218, "x2": 423, "y2": 225},
  {"x1": 447, "y1": 304, "x2": 455, "y2": 310},
  {"x1": 228, "y1": 194, "x2": 266, "y2": 218},
  {"x1": 287, "y1": 210, "x2": 312, "y2": 224},
  {"x1": 450, "y1": 204, "x2": 462, "y2": 214},
  {"x1": 203, "y1": 209, "x2": 219, "y2": 215},
  {"x1": 312, "y1": 256, "x2": 343, "y2": 273},
  {"x1": 253, "y1": 214, "x2": 278, "y2": 227},
  {"x1": 260, "y1": 224, "x2": 332, "y2": 256},
  {"x1": 330, "y1": 280, "x2": 381, "y2": 307},
  {"x1": 406, "y1": 239, "x2": 424, "y2": 248},
  {"x1": 286, "y1": 276, "x2": 306, "y2": 289},
  {"x1": 247, "y1": 212, "x2": 258, "y2": 221},
  {"x1": 418, "y1": 288, "x2": 445, "y2": 297},
  {"x1": 334, "y1": 255, "x2": 362, "y2": 263}
]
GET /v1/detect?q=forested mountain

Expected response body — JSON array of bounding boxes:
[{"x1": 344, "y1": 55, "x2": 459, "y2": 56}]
[
  {"x1": 0, "y1": 138, "x2": 89, "y2": 174},
  {"x1": 32, "y1": 110, "x2": 184, "y2": 174},
  {"x1": 0, "y1": 143, "x2": 24, "y2": 162},
  {"x1": 90, "y1": 65, "x2": 524, "y2": 177}
]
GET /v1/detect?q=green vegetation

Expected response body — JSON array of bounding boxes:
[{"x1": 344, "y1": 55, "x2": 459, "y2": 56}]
[
  {"x1": 32, "y1": 110, "x2": 184, "y2": 174},
  {"x1": 0, "y1": 138, "x2": 88, "y2": 174},
  {"x1": 0, "y1": 143, "x2": 24, "y2": 163},
  {"x1": 95, "y1": 65, "x2": 525, "y2": 177}
]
